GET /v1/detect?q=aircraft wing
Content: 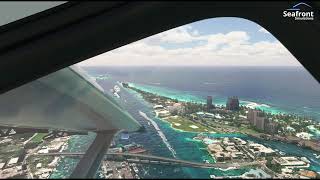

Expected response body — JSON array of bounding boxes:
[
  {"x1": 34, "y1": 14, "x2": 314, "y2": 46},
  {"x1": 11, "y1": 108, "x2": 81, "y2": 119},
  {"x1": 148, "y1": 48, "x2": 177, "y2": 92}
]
[{"x1": 0, "y1": 65, "x2": 141, "y2": 132}]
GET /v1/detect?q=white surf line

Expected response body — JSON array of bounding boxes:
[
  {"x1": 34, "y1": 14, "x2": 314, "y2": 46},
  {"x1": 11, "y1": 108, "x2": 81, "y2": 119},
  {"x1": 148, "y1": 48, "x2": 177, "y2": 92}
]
[{"x1": 139, "y1": 111, "x2": 177, "y2": 158}]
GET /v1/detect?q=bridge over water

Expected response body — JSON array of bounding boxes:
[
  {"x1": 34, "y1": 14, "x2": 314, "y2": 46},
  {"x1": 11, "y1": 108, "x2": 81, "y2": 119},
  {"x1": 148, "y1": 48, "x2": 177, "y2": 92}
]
[{"x1": 33, "y1": 152, "x2": 263, "y2": 169}]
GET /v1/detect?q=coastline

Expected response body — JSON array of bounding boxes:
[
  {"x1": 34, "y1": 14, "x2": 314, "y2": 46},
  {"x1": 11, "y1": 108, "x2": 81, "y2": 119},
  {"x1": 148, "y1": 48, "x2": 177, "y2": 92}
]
[
  {"x1": 129, "y1": 82, "x2": 288, "y2": 117},
  {"x1": 124, "y1": 82, "x2": 320, "y2": 153}
]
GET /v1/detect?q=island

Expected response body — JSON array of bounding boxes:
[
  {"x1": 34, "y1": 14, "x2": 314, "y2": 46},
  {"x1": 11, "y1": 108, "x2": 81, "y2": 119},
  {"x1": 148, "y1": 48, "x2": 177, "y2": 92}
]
[{"x1": 123, "y1": 82, "x2": 320, "y2": 179}]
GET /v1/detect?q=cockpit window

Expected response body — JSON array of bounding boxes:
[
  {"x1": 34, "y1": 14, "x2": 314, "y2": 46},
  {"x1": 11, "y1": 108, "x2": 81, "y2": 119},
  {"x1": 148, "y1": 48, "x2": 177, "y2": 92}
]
[{"x1": 1, "y1": 17, "x2": 320, "y2": 179}]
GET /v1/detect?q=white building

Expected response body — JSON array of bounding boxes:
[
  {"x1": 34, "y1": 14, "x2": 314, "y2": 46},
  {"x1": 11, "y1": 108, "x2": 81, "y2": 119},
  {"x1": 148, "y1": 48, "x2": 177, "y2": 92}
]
[
  {"x1": 0, "y1": 163, "x2": 5, "y2": 169},
  {"x1": 36, "y1": 163, "x2": 42, "y2": 169},
  {"x1": 156, "y1": 110, "x2": 170, "y2": 118},
  {"x1": 7, "y1": 157, "x2": 19, "y2": 167},
  {"x1": 248, "y1": 143, "x2": 275, "y2": 157},
  {"x1": 274, "y1": 156, "x2": 310, "y2": 169},
  {"x1": 153, "y1": 105, "x2": 164, "y2": 110},
  {"x1": 167, "y1": 103, "x2": 185, "y2": 115},
  {"x1": 296, "y1": 132, "x2": 313, "y2": 140},
  {"x1": 286, "y1": 126, "x2": 296, "y2": 132},
  {"x1": 48, "y1": 141, "x2": 65, "y2": 153},
  {"x1": 233, "y1": 137, "x2": 247, "y2": 145},
  {"x1": 38, "y1": 148, "x2": 49, "y2": 154}
]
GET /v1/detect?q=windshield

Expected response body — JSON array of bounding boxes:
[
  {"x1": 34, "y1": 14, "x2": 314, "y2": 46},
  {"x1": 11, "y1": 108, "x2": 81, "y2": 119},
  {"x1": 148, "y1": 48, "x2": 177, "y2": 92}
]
[{"x1": 0, "y1": 1, "x2": 66, "y2": 27}]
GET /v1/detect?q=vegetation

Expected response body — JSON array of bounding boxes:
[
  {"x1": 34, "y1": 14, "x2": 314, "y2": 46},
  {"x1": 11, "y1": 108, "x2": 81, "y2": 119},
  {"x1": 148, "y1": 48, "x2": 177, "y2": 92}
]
[
  {"x1": 266, "y1": 156, "x2": 282, "y2": 173},
  {"x1": 238, "y1": 125, "x2": 260, "y2": 135},
  {"x1": 30, "y1": 133, "x2": 48, "y2": 143},
  {"x1": 126, "y1": 83, "x2": 319, "y2": 138},
  {"x1": 0, "y1": 144, "x2": 24, "y2": 162},
  {"x1": 26, "y1": 156, "x2": 54, "y2": 174},
  {"x1": 183, "y1": 102, "x2": 206, "y2": 114}
]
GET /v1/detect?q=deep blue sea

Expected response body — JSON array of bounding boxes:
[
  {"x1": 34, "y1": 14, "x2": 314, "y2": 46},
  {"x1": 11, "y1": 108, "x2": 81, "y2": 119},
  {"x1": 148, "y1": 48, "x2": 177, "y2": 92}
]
[
  {"x1": 87, "y1": 66, "x2": 320, "y2": 119},
  {"x1": 50, "y1": 66, "x2": 320, "y2": 179}
]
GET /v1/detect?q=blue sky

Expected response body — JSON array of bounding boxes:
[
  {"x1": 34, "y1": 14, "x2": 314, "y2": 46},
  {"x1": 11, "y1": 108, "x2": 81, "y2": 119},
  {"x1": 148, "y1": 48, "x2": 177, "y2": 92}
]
[
  {"x1": 162, "y1": 17, "x2": 277, "y2": 50},
  {"x1": 79, "y1": 17, "x2": 300, "y2": 67},
  {"x1": 190, "y1": 17, "x2": 277, "y2": 42}
]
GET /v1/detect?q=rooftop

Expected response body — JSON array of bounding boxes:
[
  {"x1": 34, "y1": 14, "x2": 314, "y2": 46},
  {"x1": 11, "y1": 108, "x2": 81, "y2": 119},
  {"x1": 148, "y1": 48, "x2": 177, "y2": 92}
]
[
  {"x1": 275, "y1": 156, "x2": 309, "y2": 166},
  {"x1": 8, "y1": 157, "x2": 19, "y2": 165},
  {"x1": 0, "y1": 163, "x2": 5, "y2": 169}
]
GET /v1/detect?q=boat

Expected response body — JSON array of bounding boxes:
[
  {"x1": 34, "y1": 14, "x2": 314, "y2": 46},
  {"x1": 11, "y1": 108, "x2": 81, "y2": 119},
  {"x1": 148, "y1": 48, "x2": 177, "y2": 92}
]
[
  {"x1": 210, "y1": 175, "x2": 216, "y2": 179},
  {"x1": 110, "y1": 86, "x2": 120, "y2": 98},
  {"x1": 279, "y1": 151, "x2": 286, "y2": 155},
  {"x1": 313, "y1": 153, "x2": 320, "y2": 159},
  {"x1": 129, "y1": 147, "x2": 147, "y2": 154},
  {"x1": 135, "y1": 174, "x2": 140, "y2": 179},
  {"x1": 301, "y1": 157, "x2": 310, "y2": 163},
  {"x1": 114, "y1": 85, "x2": 121, "y2": 93},
  {"x1": 123, "y1": 142, "x2": 146, "y2": 154},
  {"x1": 132, "y1": 164, "x2": 139, "y2": 173},
  {"x1": 114, "y1": 85, "x2": 121, "y2": 98}
]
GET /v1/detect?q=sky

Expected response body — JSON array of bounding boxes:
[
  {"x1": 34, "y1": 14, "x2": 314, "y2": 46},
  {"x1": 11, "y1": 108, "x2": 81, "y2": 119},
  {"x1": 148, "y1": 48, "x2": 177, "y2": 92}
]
[{"x1": 78, "y1": 17, "x2": 301, "y2": 67}]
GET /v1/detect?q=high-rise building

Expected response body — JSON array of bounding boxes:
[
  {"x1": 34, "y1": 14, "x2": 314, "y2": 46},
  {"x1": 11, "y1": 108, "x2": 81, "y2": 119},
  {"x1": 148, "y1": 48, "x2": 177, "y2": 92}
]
[
  {"x1": 247, "y1": 109, "x2": 257, "y2": 125},
  {"x1": 265, "y1": 121, "x2": 278, "y2": 135},
  {"x1": 247, "y1": 109, "x2": 270, "y2": 131},
  {"x1": 256, "y1": 116, "x2": 266, "y2": 131},
  {"x1": 207, "y1": 96, "x2": 215, "y2": 111},
  {"x1": 226, "y1": 96, "x2": 239, "y2": 111}
]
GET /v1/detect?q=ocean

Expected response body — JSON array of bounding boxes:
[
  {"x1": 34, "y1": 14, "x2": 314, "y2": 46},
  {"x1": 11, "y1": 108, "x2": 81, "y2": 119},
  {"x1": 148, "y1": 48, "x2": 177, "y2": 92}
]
[{"x1": 50, "y1": 66, "x2": 320, "y2": 178}]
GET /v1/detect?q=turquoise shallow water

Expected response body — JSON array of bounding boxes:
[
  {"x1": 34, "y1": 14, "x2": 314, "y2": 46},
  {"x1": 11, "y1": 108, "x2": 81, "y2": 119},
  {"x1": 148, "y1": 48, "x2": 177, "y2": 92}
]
[
  {"x1": 129, "y1": 82, "x2": 284, "y2": 115},
  {"x1": 49, "y1": 67, "x2": 320, "y2": 178},
  {"x1": 49, "y1": 82, "x2": 257, "y2": 178},
  {"x1": 126, "y1": 82, "x2": 320, "y2": 175}
]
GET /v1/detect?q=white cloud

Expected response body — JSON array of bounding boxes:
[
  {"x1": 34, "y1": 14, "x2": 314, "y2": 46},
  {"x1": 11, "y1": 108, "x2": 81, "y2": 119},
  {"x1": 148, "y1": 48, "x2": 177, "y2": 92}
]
[
  {"x1": 78, "y1": 25, "x2": 300, "y2": 67},
  {"x1": 146, "y1": 25, "x2": 204, "y2": 44},
  {"x1": 258, "y1": 27, "x2": 270, "y2": 34}
]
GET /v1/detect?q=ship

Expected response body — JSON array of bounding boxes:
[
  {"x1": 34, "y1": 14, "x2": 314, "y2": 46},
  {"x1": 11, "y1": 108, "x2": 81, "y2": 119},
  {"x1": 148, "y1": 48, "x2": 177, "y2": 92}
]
[{"x1": 123, "y1": 142, "x2": 147, "y2": 154}]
